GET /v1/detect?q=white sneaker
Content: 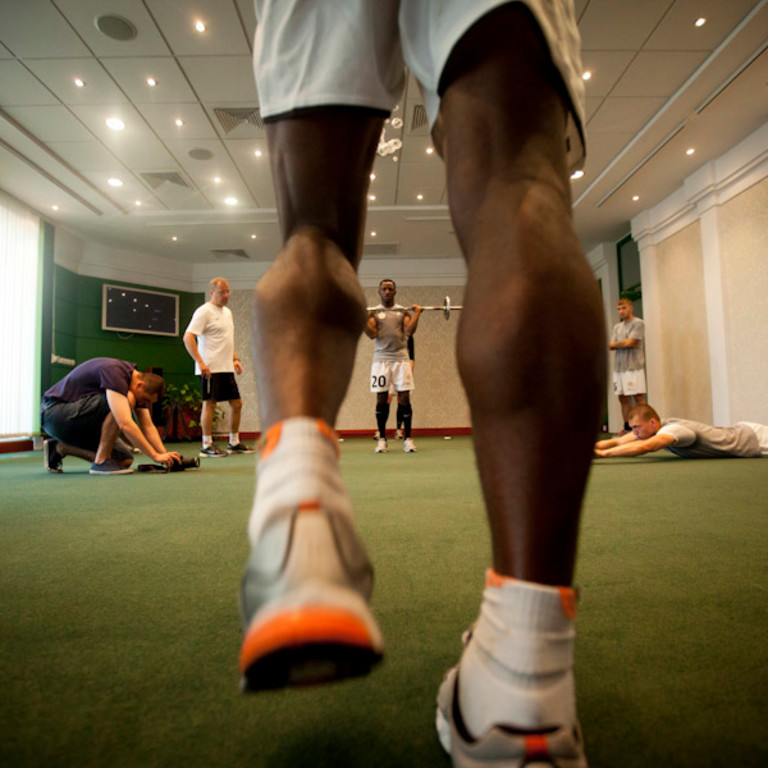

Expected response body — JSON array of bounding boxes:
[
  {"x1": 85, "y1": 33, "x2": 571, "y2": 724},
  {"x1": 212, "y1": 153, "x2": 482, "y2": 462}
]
[
  {"x1": 403, "y1": 438, "x2": 416, "y2": 453},
  {"x1": 435, "y1": 573, "x2": 586, "y2": 767},
  {"x1": 239, "y1": 501, "x2": 384, "y2": 691},
  {"x1": 375, "y1": 438, "x2": 388, "y2": 453}
]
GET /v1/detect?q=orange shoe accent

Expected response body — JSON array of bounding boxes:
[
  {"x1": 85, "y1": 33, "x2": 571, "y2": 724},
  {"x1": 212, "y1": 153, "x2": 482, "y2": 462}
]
[
  {"x1": 486, "y1": 568, "x2": 511, "y2": 588},
  {"x1": 524, "y1": 734, "x2": 550, "y2": 761},
  {"x1": 239, "y1": 607, "x2": 374, "y2": 673},
  {"x1": 259, "y1": 422, "x2": 283, "y2": 460},
  {"x1": 298, "y1": 499, "x2": 321, "y2": 513},
  {"x1": 316, "y1": 419, "x2": 339, "y2": 458},
  {"x1": 558, "y1": 587, "x2": 578, "y2": 619}
]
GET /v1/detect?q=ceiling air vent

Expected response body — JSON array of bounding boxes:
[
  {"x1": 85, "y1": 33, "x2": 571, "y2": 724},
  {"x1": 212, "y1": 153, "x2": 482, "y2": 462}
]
[
  {"x1": 214, "y1": 107, "x2": 264, "y2": 134},
  {"x1": 140, "y1": 171, "x2": 192, "y2": 189},
  {"x1": 409, "y1": 104, "x2": 429, "y2": 134},
  {"x1": 363, "y1": 242, "x2": 399, "y2": 256},
  {"x1": 211, "y1": 249, "x2": 250, "y2": 260}
]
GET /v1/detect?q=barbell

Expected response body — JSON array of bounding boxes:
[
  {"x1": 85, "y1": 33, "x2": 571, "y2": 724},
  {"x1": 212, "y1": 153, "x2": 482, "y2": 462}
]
[{"x1": 367, "y1": 295, "x2": 463, "y2": 320}]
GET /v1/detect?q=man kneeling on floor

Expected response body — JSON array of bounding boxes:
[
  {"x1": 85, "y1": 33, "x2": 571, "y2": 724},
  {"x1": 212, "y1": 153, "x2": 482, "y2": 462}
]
[
  {"x1": 41, "y1": 357, "x2": 181, "y2": 475},
  {"x1": 595, "y1": 403, "x2": 768, "y2": 458}
]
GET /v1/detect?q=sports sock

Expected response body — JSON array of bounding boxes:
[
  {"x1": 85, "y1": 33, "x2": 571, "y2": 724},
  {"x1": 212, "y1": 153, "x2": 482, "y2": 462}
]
[
  {"x1": 624, "y1": 422, "x2": 631, "y2": 432},
  {"x1": 230, "y1": 432, "x2": 240, "y2": 445},
  {"x1": 458, "y1": 569, "x2": 578, "y2": 737},
  {"x1": 375, "y1": 402, "x2": 390, "y2": 439},
  {"x1": 202, "y1": 435, "x2": 213, "y2": 448},
  {"x1": 248, "y1": 417, "x2": 351, "y2": 545},
  {"x1": 400, "y1": 403, "x2": 412, "y2": 438}
]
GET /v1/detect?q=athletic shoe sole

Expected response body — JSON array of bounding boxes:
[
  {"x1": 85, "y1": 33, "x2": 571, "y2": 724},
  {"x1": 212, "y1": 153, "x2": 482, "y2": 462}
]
[
  {"x1": 239, "y1": 503, "x2": 384, "y2": 692},
  {"x1": 436, "y1": 666, "x2": 588, "y2": 768}
]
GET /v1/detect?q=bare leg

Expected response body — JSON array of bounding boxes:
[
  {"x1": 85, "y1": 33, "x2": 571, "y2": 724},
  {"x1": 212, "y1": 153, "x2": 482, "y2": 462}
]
[
  {"x1": 438, "y1": 5, "x2": 605, "y2": 586},
  {"x1": 229, "y1": 398, "x2": 243, "y2": 434},
  {"x1": 201, "y1": 399, "x2": 216, "y2": 440},
  {"x1": 239, "y1": 109, "x2": 387, "y2": 690},
  {"x1": 93, "y1": 412, "x2": 131, "y2": 466},
  {"x1": 252, "y1": 111, "x2": 384, "y2": 427}
]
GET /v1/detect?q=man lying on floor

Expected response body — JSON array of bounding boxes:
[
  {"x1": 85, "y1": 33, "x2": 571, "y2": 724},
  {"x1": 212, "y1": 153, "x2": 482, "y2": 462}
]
[
  {"x1": 594, "y1": 403, "x2": 768, "y2": 459},
  {"x1": 41, "y1": 357, "x2": 181, "y2": 475}
]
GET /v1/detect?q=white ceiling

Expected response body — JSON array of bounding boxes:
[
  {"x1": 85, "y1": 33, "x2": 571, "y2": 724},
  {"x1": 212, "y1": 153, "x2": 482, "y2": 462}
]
[{"x1": 1, "y1": 0, "x2": 767, "y2": 271}]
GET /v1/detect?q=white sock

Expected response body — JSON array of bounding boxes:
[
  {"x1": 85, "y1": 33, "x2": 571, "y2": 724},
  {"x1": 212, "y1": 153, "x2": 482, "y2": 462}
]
[
  {"x1": 248, "y1": 417, "x2": 352, "y2": 546},
  {"x1": 202, "y1": 435, "x2": 212, "y2": 448},
  {"x1": 458, "y1": 570, "x2": 578, "y2": 736},
  {"x1": 230, "y1": 432, "x2": 240, "y2": 445}
]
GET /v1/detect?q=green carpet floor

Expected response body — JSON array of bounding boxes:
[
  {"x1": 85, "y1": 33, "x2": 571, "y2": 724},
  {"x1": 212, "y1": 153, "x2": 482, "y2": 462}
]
[{"x1": 1, "y1": 437, "x2": 766, "y2": 767}]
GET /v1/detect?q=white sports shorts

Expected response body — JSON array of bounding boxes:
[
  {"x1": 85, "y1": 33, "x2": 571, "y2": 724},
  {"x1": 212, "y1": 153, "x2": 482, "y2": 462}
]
[
  {"x1": 613, "y1": 370, "x2": 647, "y2": 397},
  {"x1": 253, "y1": 0, "x2": 585, "y2": 170},
  {"x1": 370, "y1": 360, "x2": 414, "y2": 393}
]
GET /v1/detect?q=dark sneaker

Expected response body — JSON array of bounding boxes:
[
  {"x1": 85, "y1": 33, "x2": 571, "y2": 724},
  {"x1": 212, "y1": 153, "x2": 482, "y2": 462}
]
[
  {"x1": 89, "y1": 460, "x2": 133, "y2": 475},
  {"x1": 227, "y1": 442, "x2": 256, "y2": 454},
  {"x1": 44, "y1": 438, "x2": 63, "y2": 473},
  {"x1": 200, "y1": 444, "x2": 227, "y2": 458}
]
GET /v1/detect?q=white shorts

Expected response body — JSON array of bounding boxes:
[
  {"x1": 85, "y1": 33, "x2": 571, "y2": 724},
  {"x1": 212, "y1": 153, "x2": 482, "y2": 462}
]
[
  {"x1": 613, "y1": 370, "x2": 647, "y2": 397},
  {"x1": 253, "y1": 0, "x2": 585, "y2": 170},
  {"x1": 370, "y1": 360, "x2": 414, "y2": 393}
]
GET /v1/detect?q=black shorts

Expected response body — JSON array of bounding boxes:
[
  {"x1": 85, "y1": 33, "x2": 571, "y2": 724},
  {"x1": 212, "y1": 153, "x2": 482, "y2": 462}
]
[
  {"x1": 201, "y1": 372, "x2": 241, "y2": 402},
  {"x1": 40, "y1": 394, "x2": 133, "y2": 461}
]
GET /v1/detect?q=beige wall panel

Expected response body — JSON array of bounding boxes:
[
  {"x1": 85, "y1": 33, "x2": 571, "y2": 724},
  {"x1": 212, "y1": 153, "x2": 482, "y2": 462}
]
[
  {"x1": 655, "y1": 222, "x2": 712, "y2": 422},
  {"x1": 228, "y1": 284, "x2": 470, "y2": 434},
  {"x1": 718, "y1": 176, "x2": 768, "y2": 423}
]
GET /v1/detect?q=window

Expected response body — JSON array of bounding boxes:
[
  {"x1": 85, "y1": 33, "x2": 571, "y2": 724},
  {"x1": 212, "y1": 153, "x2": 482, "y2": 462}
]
[{"x1": 0, "y1": 194, "x2": 40, "y2": 437}]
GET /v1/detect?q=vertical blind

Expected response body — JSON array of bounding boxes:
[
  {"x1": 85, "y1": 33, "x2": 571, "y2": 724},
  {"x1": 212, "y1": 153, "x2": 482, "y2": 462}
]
[{"x1": 0, "y1": 195, "x2": 40, "y2": 437}]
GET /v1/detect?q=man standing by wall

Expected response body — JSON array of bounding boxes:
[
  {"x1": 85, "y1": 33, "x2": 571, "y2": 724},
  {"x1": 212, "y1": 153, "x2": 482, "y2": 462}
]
[
  {"x1": 183, "y1": 277, "x2": 254, "y2": 457},
  {"x1": 610, "y1": 297, "x2": 646, "y2": 435}
]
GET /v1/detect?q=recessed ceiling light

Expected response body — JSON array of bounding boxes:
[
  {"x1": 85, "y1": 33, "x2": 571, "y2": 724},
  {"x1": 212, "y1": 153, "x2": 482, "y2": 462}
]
[
  {"x1": 695, "y1": 17, "x2": 707, "y2": 27},
  {"x1": 171, "y1": 236, "x2": 178, "y2": 242},
  {"x1": 194, "y1": 20, "x2": 206, "y2": 32},
  {"x1": 425, "y1": 147, "x2": 434, "y2": 155},
  {"x1": 107, "y1": 177, "x2": 123, "y2": 187},
  {"x1": 416, "y1": 193, "x2": 423, "y2": 200},
  {"x1": 106, "y1": 117, "x2": 125, "y2": 131},
  {"x1": 370, "y1": 173, "x2": 376, "y2": 181},
  {"x1": 370, "y1": 231, "x2": 377, "y2": 238},
  {"x1": 570, "y1": 169, "x2": 584, "y2": 180},
  {"x1": 686, "y1": 147, "x2": 696, "y2": 156},
  {"x1": 51, "y1": 205, "x2": 59, "y2": 211},
  {"x1": 253, "y1": 149, "x2": 263, "y2": 158},
  {"x1": 213, "y1": 176, "x2": 221, "y2": 184},
  {"x1": 224, "y1": 196, "x2": 238, "y2": 206},
  {"x1": 146, "y1": 77, "x2": 157, "y2": 87},
  {"x1": 368, "y1": 194, "x2": 376, "y2": 201},
  {"x1": 74, "y1": 77, "x2": 85, "y2": 88},
  {"x1": 582, "y1": 70, "x2": 592, "y2": 81},
  {"x1": 632, "y1": 195, "x2": 640, "y2": 201},
  {"x1": 135, "y1": 200, "x2": 142, "y2": 207},
  {"x1": 175, "y1": 118, "x2": 184, "y2": 127},
  {"x1": 250, "y1": 234, "x2": 257, "y2": 239}
]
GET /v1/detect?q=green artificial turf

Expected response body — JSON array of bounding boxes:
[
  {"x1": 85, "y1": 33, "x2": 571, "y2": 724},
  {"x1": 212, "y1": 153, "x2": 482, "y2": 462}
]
[{"x1": 0, "y1": 438, "x2": 766, "y2": 767}]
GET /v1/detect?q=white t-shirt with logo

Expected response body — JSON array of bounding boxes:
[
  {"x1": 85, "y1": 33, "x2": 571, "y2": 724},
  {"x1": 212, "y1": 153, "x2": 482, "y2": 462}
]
[{"x1": 185, "y1": 302, "x2": 235, "y2": 375}]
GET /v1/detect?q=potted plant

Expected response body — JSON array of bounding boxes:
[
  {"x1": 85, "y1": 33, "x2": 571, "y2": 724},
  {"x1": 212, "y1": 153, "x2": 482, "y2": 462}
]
[{"x1": 162, "y1": 383, "x2": 204, "y2": 440}]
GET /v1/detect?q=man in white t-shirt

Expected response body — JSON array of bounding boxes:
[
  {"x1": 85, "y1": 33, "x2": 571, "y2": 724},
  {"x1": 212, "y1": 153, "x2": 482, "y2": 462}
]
[
  {"x1": 595, "y1": 403, "x2": 768, "y2": 458},
  {"x1": 183, "y1": 277, "x2": 254, "y2": 457}
]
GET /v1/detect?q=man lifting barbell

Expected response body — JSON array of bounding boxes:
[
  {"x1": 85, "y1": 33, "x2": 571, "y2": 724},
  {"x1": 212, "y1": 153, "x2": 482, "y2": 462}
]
[{"x1": 364, "y1": 278, "x2": 421, "y2": 453}]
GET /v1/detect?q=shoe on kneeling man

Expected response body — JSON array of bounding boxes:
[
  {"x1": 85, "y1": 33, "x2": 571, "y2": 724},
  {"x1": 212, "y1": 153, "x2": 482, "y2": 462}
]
[{"x1": 90, "y1": 459, "x2": 133, "y2": 475}]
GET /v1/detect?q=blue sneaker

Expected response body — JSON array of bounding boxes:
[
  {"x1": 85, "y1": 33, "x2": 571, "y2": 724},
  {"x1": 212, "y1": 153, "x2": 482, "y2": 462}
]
[{"x1": 90, "y1": 459, "x2": 133, "y2": 475}]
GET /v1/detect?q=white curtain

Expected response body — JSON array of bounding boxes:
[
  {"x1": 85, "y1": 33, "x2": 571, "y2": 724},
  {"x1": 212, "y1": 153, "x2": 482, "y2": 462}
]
[{"x1": 0, "y1": 195, "x2": 40, "y2": 437}]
